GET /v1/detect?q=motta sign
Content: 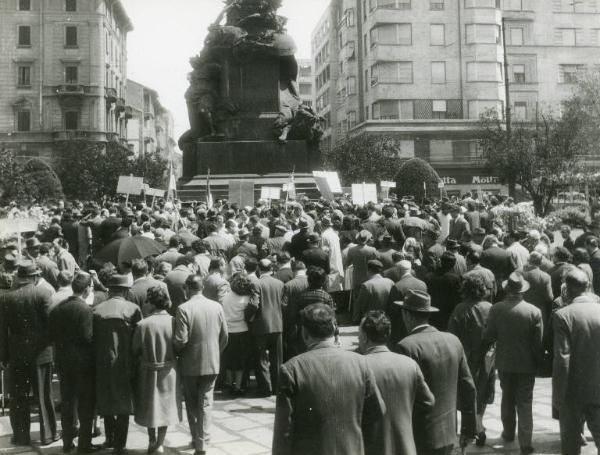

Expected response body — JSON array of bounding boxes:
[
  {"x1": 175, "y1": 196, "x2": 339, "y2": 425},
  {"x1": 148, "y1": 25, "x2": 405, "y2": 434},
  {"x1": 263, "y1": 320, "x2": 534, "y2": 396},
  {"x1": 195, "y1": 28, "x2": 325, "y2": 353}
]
[
  {"x1": 439, "y1": 175, "x2": 500, "y2": 185},
  {"x1": 472, "y1": 176, "x2": 500, "y2": 184}
]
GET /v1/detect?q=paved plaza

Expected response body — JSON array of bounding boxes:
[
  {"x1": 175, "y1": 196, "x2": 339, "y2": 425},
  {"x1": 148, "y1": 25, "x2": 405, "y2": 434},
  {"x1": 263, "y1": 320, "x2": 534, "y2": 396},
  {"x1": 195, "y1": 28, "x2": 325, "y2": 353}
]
[{"x1": 0, "y1": 326, "x2": 594, "y2": 455}]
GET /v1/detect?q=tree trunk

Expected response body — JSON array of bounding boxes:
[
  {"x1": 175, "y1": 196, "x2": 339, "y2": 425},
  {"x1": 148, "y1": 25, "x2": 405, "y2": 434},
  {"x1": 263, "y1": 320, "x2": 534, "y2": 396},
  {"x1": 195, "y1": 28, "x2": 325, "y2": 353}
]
[
  {"x1": 532, "y1": 195, "x2": 544, "y2": 217},
  {"x1": 508, "y1": 178, "x2": 516, "y2": 199}
]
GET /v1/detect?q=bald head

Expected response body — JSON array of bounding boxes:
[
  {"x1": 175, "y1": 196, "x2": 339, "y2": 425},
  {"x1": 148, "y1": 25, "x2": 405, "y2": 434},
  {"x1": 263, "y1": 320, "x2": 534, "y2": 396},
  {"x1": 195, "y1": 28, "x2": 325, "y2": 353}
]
[{"x1": 565, "y1": 268, "x2": 589, "y2": 298}]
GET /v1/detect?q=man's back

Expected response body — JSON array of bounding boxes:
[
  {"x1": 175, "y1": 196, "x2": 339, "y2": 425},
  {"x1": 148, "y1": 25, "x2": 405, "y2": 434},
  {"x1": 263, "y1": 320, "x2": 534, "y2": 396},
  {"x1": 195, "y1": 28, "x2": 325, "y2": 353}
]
[
  {"x1": 202, "y1": 273, "x2": 231, "y2": 304},
  {"x1": 554, "y1": 297, "x2": 600, "y2": 405},
  {"x1": 396, "y1": 326, "x2": 475, "y2": 451},
  {"x1": 130, "y1": 277, "x2": 170, "y2": 316},
  {"x1": 164, "y1": 266, "x2": 191, "y2": 309},
  {"x1": 364, "y1": 346, "x2": 434, "y2": 455},
  {"x1": 255, "y1": 275, "x2": 284, "y2": 335},
  {"x1": 273, "y1": 342, "x2": 383, "y2": 455},
  {"x1": 48, "y1": 296, "x2": 94, "y2": 367},
  {"x1": 485, "y1": 297, "x2": 543, "y2": 374},
  {"x1": 174, "y1": 295, "x2": 228, "y2": 376},
  {"x1": 481, "y1": 246, "x2": 514, "y2": 282},
  {"x1": 347, "y1": 245, "x2": 378, "y2": 286}
]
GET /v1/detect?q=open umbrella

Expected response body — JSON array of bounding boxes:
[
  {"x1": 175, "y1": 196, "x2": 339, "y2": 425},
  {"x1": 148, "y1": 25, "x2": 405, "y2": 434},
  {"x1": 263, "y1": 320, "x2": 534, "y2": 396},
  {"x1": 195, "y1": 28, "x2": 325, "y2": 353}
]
[{"x1": 95, "y1": 236, "x2": 167, "y2": 266}]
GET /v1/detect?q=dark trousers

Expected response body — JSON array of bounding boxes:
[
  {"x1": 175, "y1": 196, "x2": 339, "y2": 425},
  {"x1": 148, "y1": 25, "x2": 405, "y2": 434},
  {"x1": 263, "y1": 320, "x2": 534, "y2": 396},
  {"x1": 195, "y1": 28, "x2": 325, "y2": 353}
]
[
  {"x1": 418, "y1": 445, "x2": 454, "y2": 455},
  {"x1": 9, "y1": 361, "x2": 57, "y2": 444},
  {"x1": 103, "y1": 415, "x2": 129, "y2": 450},
  {"x1": 559, "y1": 402, "x2": 600, "y2": 455},
  {"x1": 498, "y1": 372, "x2": 535, "y2": 449},
  {"x1": 57, "y1": 363, "x2": 95, "y2": 449},
  {"x1": 182, "y1": 375, "x2": 217, "y2": 452},
  {"x1": 254, "y1": 332, "x2": 282, "y2": 394}
]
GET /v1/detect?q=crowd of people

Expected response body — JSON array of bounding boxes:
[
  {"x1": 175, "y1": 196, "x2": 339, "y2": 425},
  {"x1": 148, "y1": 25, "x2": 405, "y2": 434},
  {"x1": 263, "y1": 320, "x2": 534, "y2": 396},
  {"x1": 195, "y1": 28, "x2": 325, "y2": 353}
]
[{"x1": 1, "y1": 193, "x2": 600, "y2": 455}]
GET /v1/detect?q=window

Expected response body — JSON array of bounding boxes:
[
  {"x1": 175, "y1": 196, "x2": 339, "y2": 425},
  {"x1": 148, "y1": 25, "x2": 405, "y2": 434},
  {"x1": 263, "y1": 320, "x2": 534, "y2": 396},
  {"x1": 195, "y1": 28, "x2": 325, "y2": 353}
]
[
  {"x1": 370, "y1": 0, "x2": 411, "y2": 9},
  {"x1": 346, "y1": 8, "x2": 355, "y2": 26},
  {"x1": 347, "y1": 111, "x2": 357, "y2": 129},
  {"x1": 559, "y1": 64, "x2": 584, "y2": 83},
  {"x1": 365, "y1": 106, "x2": 370, "y2": 120},
  {"x1": 17, "y1": 66, "x2": 31, "y2": 87},
  {"x1": 372, "y1": 100, "x2": 414, "y2": 119},
  {"x1": 17, "y1": 109, "x2": 31, "y2": 131},
  {"x1": 430, "y1": 24, "x2": 445, "y2": 45},
  {"x1": 65, "y1": 26, "x2": 78, "y2": 47},
  {"x1": 365, "y1": 69, "x2": 369, "y2": 91},
  {"x1": 18, "y1": 0, "x2": 30, "y2": 11},
  {"x1": 555, "y1": 28, "x2": 582, "y2": 46},
  {"x1": 465, "y1": 0, "x2": 498, "y2": 7},
  {"x1": 430, "y1": 1, "x2": 445, "y2": 9},
  {"x1": 591, "y1": 29, "x2": 600, "y2": 46},
  {"x1": 554, "y1": 0, "x2": 588, "y2": 12},
  {"x1": 432, "y1": 100, "x2": 447, "y2": 119},
  {"x1": 371, "y1": 61, "x2": 413, "y2": 84},
  {"x1": 512, "y1": 64, "x2": 526, "y2": 83},
  {"x1": 504, "y1": 0, "x2": 522, "y2": 10},
  {"x1": 467, "y1": 62, "x2": 502, "y2": 81},
  {"x1": 468, "y1": 100, "x2": 503, "y2": 119},
  {"x1": 364, "y1": 34, "x2": 368, "y2": 56},
  {"x1": 18, "y1": 26, "x2": 31, "y2": 46},
  {"x1": 465, "y1": 24, "x2": 500, "y2": 44},
  {"x1": 510, "y1": 27, "x2": 524, "y2": 45},
  {"x1": 370, "y1": 23, "x2": 412, "y2": 46},
  {"x1": 65, "y1": 111, "x2": 79, "y2": 130},
  {"x1": 347, "y1": 76, "x2": 356, "y2": 95},
  {"x1": 65, "y1": 66, "x2": 78, "y2": 84},
  {"x1": 514, "y1": 102, "x2": 527, "y2": 120},
  {"x1": 431, "y1": 62, "x2": 446, "y2": 83},
  {"x1": 65, "y1": 0, "x2": 77, "y2": 11}
]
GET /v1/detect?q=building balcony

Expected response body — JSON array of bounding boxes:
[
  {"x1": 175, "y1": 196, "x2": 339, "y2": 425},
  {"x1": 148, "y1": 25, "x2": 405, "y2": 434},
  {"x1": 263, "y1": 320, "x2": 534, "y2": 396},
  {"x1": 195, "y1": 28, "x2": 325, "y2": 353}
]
[
  {"x1": 115, "y1": 97, "x2": 126, "y2": 113},
  {"x1": 105, "y1": 87, "x2": 118, "y2": 102},
  {"x1": 52, "y1": 130, "x2": 107, "y2": 141},
  {"x1": 55, "y1": 85, "x2": 87, "y2": 96},
  {"x1": 124, "y1": 105, "x2": 134, "y2": 119},
  {"x1": 144, "y1": 111, "x2": 155, "y2": 121}
]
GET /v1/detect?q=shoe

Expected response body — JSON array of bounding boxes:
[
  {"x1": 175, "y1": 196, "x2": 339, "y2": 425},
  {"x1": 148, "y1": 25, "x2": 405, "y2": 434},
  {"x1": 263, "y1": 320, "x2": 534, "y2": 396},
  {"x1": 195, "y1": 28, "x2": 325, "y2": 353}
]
[
  {"x1": 521, "y1": 446, "x2": 535, "y2": 455},
  {"x1": 113, "y1": 448, "x2": 127, "y2": 455},
  {"x1": 147, "y1": 443, "x2": 157, "y2": 454},
  {"x1": 501, "y1": 432, "x2": 515, "y2": 442},
  {"x1": 77, "y1": 445, "x2": 102, "y2": 454},
  {"x1": 475, "y1": 431, "x2": 486, "y2": 447},
  {"x1": 11, "y1": 437, "x2": 31, "y2": 446},
  {"x1": 194, "y1": 451, "x2": 206, "y2": 455},
  {"x1": 41, "y1": 433, "x2": 62, "y2": 446},
  {"x1": 154, "y1": 446, "x2": 164, "y2": 454},
  {"x1": 63, "y1": 443, "x2": 76, "y2": 453},
  {"x1": 101, "y1": 441, "x2": 114, "y2": 449}
]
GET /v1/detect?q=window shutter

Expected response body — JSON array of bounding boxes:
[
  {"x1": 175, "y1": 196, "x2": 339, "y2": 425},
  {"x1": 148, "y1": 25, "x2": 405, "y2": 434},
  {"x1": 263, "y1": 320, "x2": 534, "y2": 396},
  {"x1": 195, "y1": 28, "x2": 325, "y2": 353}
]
[
  {"x1": 397, "y1": 24, "x2": 412, "y2": 44},
  {"x1": 397, "y1": 62, "x2": 413, "y2": 83}
]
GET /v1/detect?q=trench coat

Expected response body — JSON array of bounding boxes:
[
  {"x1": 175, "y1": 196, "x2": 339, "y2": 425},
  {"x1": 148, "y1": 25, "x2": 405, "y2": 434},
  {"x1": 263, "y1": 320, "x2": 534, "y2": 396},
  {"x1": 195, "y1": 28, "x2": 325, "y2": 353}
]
[
  {"x1": 132, "y1": 311, "x2": 181, "y2": 428},
  {"x1": 93, "y1": 296, "x2": 142, "y2": 416}
]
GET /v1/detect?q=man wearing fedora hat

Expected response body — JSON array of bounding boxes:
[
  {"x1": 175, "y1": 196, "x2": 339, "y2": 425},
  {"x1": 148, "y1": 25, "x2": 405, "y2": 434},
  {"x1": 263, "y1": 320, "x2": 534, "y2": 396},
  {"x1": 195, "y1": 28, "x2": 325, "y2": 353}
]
[
  {"x1": 484, "y1": 272, "x2": 543, "y2": 455},
  {"x1": 232, "y1": 228, "x2": 258, "y2": 260},
  {"x1": 0, "y1": 261, "x2": 58, "y2": 446},
  {"x1": 92, "y1": 274, "x2": 142, "y2": 453},
  {"x1": 395, "y1": 290, "x2": 477, "y2": 455}
]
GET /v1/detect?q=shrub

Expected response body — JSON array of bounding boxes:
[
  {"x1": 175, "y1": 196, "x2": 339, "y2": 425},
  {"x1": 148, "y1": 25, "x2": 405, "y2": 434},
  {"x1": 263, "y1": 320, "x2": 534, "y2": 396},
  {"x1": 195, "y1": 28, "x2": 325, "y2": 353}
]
[
  {"x1": 546, "y1": 206, "x2": 591, "y2": 230},
  {"x1": 395, "y1": 158, "x2": 441, "y2": 201}
]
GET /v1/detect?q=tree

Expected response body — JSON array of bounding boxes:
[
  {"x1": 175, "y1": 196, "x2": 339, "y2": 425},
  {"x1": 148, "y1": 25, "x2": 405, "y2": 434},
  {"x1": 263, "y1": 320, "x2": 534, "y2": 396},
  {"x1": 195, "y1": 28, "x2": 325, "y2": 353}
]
[
  {"x1": 131, "y1": 151, "x2": 169, "y2": 189},
  {"x1": 323, "y1": 134, "x2": 404, "y2": 185},
  {"x1": 395, "y1": 158, "x2": 441, "y2": 202},
  {"x1": 478, "y1": 108, "x2": 583, "y2": 217}
]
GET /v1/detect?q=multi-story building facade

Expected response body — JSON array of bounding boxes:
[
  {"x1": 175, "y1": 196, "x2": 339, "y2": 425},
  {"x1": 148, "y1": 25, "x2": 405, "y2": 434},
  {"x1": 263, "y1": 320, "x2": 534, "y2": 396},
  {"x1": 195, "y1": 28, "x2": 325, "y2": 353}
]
[
  {"x1": 312, "y1": 0, "x2": 600, "y2": 195},
  {"x1": 0, "y1": 0, "x2": 132, "y2": 160},
  {"x1": 297, "y1": 59, "x2": 314, "y2": 109},
  {"x1": 126, "y1": 79, "x2": 182, "y2": 177}
]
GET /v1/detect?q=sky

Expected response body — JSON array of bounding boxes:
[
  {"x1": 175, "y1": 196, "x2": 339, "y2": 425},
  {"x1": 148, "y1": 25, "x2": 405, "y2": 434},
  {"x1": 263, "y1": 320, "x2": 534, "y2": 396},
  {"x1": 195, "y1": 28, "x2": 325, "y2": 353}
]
[{"x1": 125, "y1": 0, "x2": 329, "y2": 141}]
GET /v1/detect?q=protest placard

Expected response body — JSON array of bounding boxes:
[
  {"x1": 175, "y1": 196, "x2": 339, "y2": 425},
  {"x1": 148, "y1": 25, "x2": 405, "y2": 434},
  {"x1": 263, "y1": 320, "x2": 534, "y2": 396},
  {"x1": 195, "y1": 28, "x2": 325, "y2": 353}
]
[
  {"x1": 314, "y1": 175, "x2": 335, "y2": 201},
  {"x1": 229, "y1": 180, "x2": 255, "y2": 207},
  {"x1": 116, "y1": 176, "x2": 144, "y2": 196},
  {"x1": 313, "y1": 171, "x2": 342, "y2": 193},
  {"x1": 352, "y1": 183, "x2": 378, "y2": 205},
  {"x1": 260, "y1": 186, "x2": 281, "y2": 201}
]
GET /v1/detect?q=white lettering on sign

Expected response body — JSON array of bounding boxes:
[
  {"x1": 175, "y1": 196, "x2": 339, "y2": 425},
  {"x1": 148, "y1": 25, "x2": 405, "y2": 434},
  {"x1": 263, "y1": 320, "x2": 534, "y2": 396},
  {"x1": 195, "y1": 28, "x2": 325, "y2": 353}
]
[
  {"x1": 441, "y1": 177, "x2": 457, "y2": 185},
  {"x1": 472, "y1": 176, "x2": 500, "y2": 184}
]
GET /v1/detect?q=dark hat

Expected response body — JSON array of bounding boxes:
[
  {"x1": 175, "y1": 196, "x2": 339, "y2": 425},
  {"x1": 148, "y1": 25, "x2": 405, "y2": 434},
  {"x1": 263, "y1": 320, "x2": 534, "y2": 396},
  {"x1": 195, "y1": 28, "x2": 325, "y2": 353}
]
[
  {"x1": 395, "y1": 290, "x2": 439, "y2": 313},
  {"x1": 298, "y1": 217, "x2": 309, "y2": 229},
  {"x1": 502, "y1": 272, "x2": 530, "y2": 294},
  {"x1": 17, "y1": 261, "x2": 41, "y2": 277},
  {"x1": 445, "y1": 238, "x2": 459, "y2": 250},
  {"x1": 367, "y1": 259, "x2": 383, "y2": 272},
  {"x1": 307, "y1": 233, "x2": 320, "y2": 243},
  {"x1": 107, "y1": 274, "x2": 131, "y2": 289},
  {"x1": 356, "y1": 230, "x2": 372, "y2": 242},
  {"x1": 473, "y1": 227, "x2": 486, "y2": 235},
  {"x1": 25, "y1": 237, "x2": 41, "y2": 249}
]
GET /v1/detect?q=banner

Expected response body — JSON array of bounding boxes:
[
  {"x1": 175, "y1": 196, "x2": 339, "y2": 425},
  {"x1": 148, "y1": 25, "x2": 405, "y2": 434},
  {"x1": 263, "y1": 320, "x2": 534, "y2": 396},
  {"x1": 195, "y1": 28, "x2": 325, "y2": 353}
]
[
  {"x1": 314, "y1": 175, "x2": 335, "y2": 201},
  {"x1": 0, "y1": 218, "x2": 39, "y2": 236},
  {"x1": 352, "y1": 183, "x2": 378, "y2": 205},
  {"x1": 260, "y1": 187, "x2": 281, "y2": 200},
  {"x1": 117, "y1": 176, "x2": 144, "y2": 195},
  {"x1": 229, "y1": 180, "x2": 255, "y2": 207},
  {"x1": 313, "y1": 171, "x2": 342, "y2": 193}
]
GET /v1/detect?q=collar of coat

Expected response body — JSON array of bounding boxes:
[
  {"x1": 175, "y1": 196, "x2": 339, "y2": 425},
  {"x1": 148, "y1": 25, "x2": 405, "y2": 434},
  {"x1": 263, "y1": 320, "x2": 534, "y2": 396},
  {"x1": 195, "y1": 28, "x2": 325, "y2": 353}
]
[
  {"x1": 364, "y1": 345, "x2": 390, "y2": 355},
  {"x1": 308, "y1": 340, "x2": 338, "y2": 351},
  {"x1": 409, "y1": 324, "x2": 436, "y2": 335}
]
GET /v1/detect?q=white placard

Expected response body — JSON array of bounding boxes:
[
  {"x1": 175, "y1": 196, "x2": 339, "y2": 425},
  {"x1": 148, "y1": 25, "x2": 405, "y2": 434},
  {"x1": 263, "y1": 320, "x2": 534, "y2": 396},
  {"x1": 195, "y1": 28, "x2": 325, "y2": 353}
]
[
  {"x1": 313, "y1": 171, "x2": 342, "y2": 193},
  {"x1": 260, "y1": 187, "x2": 281, "y2": 200},
  {"x1": 381, "y1": 181, "x2": 396, "y2": 188},
  {"x1": 0, "y1": 218, "x2": 39, "y2": 236},
  {"x1": 117, "y1": 176, "x2": 144, "y2": 195},
  {"x1": 352, "y1": 183, "x2": 378, "y2": 205},
  {"x1": 314, "y1": 176, "x2": 335, "y2": 201}
]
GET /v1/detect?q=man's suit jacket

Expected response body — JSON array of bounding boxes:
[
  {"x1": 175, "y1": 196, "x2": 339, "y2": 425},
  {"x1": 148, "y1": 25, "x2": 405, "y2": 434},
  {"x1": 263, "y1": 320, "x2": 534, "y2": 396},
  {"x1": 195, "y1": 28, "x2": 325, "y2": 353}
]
[
  {"x1": 203, "y1": 234, "x2": 233, "y2": 259},
  {"x1": 549, "y1": 262, "x2": 575, "y2": 299},
  {"x1": 427, "y1": 271, "x2": 462, "y2": 331},
  {"x1": 481, "y1": 246, "x2": 514, "y2": 283},
  {"x1": 0, "y1": 281, "x2": 54, "y2": 365},
  {"x1": 155, "y1": 248, "x2": 184, "y2": 268},
  {"x1": 346, "y1": 244, "x2": 378, "y2": 288},
  {"x1": 301, "y1": 246, "x2": 331, "y2": 274},
  {"x1": 202, "y1": 273, "x2": 231, "y2": 305},
  {"x1": 275, "y1": 268, "x2": 294, "y2": 283},
  {"x1": 484, "y1": 296, "x2": 543, "y2": 374},
  {"x1": 383, "y1": 218, "x2": 406, "y2": 246},
  {"x1": 174, "y1": 294, "x2": 228, "y2": 376},
  {"x1": 164, "y1": 266, "x2": 192, "y2": 310},
  {"x1": 363, "y1": 346, "x2": 434, "y2": 455},
  {"x1": 254, "y1": 274, "x2": 284, "y2": 335},
  {"x1": 396, "y1": 326, "x2": 476, "y2": 451},
  {"x1": 233, "y1": 241, "x2": 258, "y2": 259},
  {"x1": 449, "y1": 216, "x2": 470, "y2": 241},
  {"x1": 272, "y1": 341, "x2": 385, "y2": 455},
  {"x1": 99, "y1": 216, "x2": 121, "y2": 246},
  {"x1": 387, "y1": 275, "x2": 428, "y2": 345},
  {"x1": 553, "y1": 295, "x2": 600, "y2": 409},
  {"x1": 130, "y1": 276, "x2": 170, "y2": 316},
  {"x1": 290, "y1": 230, "x2": 310, "y2": 260},
  {"x1": 522, "y1": 267, "x2": 554, "y2": 324},
  {"x1": 464, "y1": 211, "x2": 481, "y2": 232},
  {"x1": 356, "y1": 275, "x2": 394, "y2": 315},
  {"x1": 282, "y1": 275, "x2": 309, "y2": 332},
  {"x1": 48, "y1": 295, "x2": 94, "y2": 369},
  {"x1": 36, "y1": 255, "x2": 60, "y2": 290}
]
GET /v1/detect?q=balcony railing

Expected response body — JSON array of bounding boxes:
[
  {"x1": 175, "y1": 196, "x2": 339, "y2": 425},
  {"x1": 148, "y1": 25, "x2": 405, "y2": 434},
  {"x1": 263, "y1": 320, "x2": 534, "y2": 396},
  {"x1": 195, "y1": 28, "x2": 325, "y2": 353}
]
[
  {"x1": 115, "y1": 97, "x2": 126, "y2": 112},
  {"x1": 55, "y1": 85, "x2": 86, "y2": 96},
  {"x1": 124, "y1": 105, "x2": 134, "y2": 119}
]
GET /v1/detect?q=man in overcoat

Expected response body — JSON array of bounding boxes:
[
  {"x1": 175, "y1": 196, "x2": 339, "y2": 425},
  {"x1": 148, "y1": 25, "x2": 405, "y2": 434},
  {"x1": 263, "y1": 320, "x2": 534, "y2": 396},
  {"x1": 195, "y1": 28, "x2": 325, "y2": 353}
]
[{"x1": 93, "y1": 274, "x2": 142, "y2": 453}]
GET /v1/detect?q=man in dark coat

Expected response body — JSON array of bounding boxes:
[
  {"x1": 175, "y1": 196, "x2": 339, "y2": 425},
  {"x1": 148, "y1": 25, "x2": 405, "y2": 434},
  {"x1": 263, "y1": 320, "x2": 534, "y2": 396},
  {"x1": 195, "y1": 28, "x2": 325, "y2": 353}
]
[
  {"x1": 93, "y1": 274, "x2": 142, "y2": 453},
  {"x1": 130, "y1": 258, "x2": 170, "y2": 317},
  {"x1": 381, "y1": 206, "x2": 406, "y2": 247},
  {"x1": 61, "y1": 212, "x2": 80, "y2": 262},
  {"x1": 48, "y1": 273, "x2": 98, "y2": 453},
  {"x1": 99, "y1": 207, "x2": 121, "y2": 247},
  {"x1": 253, "y1": 259, "x2": 285, "y2": 395},
  {"x1": 156, "y1": 236, "x2": 184, "y2": 268},
  {"x1": 0, "y1": 261, "x2": 58, "y2": 446},
  {"x1": 36, "y1": 242, "x2": 60, "y2": 290},
  {"x1": 586, "y1": 236, "x2": 600, "y2": 295},
  {"x1": 355, "y1": 260, "x2": 394, "y2": 322},
  {"x1": 549, "y1": 247, "x2": 574, "y2": 299},
  {"x1": 201, "y1": 258, "x2": 230, "y2": 305},
  {"x1": 301, "y1": 233, "x2": 330, "y2": 274},
  {"x1": 164, "y1": 255, "x2": 196, "y2": 310},
  {"x1": 272, "y1": 304, "x2": 385, "y2": 455},
  {"x1": 282, "y1": 261, "x2": 309, "y2": 360},
  {"x1": 427, "y1": 252, "x2": 462, "y2": 331},
  {"x1": 396, "y1": 290, "x2": 477, "y2": 455},
  {"x1": 346, "y1": 230, "x2": 378, "y2": 321},
  {"x1": 449, "y1": 205, "x2": 470, "y2": 242},
  {"x1": 522, "y1": 252, "x2": 554, "y2": 329},
  {"x1": 484, "y1": 273, "x2": 543, "y2": 454},
  {"x1": 231, "y1": 228, "x2": 258, "y2": 259},
  {"x1": 553, "y1": 269, "x2": 600, "y2": 455},
  {"x1": 289, "y1": 218, "x2": 311, "y2": 260},
  {"x1": 359, "y1": 311, "x2": 434, "y2": 455},
  {"x1": 481, "y1": 235, "x2": 515, "y2": 295}
]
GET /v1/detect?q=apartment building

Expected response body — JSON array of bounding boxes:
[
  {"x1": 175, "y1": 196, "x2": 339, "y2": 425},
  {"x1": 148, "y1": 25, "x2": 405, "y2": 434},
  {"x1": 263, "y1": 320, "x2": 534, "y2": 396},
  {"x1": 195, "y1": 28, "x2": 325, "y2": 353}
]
[
  {"x1": 0, "y1": 0, "x2": 132, "y2": 160},
  {"x1": 312, "y1": 0, "x2": 600, "y2": 195},
  {"x1": 297, "y1": 59, "x2": 314, "y2": 109}
]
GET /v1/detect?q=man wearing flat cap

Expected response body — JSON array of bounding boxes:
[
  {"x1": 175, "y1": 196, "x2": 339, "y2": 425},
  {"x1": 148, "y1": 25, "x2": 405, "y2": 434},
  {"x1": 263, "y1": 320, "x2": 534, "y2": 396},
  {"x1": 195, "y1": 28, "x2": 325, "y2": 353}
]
[
  {"x1": 484, "y1": 273, "x2": 543, "y2": 455},
  {"x1": 92, "y1": 274, "x2": 142, "y2": 453},
  {"x1": 396, "y1": 290, "x2": 477, "y2": 455},
  {"x1": 0, "y1": 261, "x2": 58, "y2": 445}
]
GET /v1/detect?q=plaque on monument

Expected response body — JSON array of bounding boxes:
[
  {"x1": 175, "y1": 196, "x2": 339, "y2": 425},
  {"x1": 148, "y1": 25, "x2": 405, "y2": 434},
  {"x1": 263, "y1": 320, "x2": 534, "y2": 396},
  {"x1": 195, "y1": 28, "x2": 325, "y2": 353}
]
[{"x1": 177, "y1": 0, "x2": 325, "y2": 200}]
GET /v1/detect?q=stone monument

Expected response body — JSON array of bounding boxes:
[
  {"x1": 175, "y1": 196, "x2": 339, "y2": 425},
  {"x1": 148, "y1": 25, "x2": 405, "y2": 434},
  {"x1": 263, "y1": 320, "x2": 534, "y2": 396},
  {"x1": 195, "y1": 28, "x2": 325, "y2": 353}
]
[{"x1": 177, "y1": 0, "x2": 324, "y2": 200}]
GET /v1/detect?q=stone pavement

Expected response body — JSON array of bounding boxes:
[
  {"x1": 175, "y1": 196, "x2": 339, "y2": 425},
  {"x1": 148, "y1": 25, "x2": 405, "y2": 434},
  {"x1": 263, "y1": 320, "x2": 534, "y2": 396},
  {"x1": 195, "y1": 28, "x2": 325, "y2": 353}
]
[{"x1": 0, "y1": 325, "x2": 596, "y2": 455}]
